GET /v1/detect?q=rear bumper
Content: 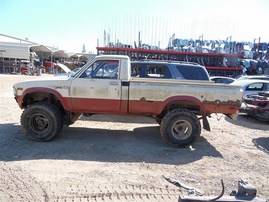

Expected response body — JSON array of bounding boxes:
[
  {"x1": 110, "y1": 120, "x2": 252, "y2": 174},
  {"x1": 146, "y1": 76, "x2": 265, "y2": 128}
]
[{"x1": 225, "y1": 112, "x2": 238, "y2": 120}]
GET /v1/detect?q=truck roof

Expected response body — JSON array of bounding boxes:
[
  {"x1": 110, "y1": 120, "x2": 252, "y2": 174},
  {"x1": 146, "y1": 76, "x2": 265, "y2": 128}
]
[
  {"x1": 95, "y1": 55, "x2": 130, "y2": 60},
  {"x1": 132, "y1": 59, "x2": 201, "y2": 66}
]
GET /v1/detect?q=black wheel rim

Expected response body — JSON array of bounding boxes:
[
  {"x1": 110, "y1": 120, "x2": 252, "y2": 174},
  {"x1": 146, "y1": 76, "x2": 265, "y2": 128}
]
[{"x1": 29, "y1": 113, "x2": 49, "y2": 134}]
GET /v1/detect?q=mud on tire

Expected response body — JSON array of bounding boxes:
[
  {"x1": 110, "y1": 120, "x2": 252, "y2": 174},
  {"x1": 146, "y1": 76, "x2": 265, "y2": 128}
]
[
  {"x1": 21, "y1": 102, "x2": 63, "y2": 141},
  {"x1": 160, "y1": 108, "x2": 201, "y2": 147}
]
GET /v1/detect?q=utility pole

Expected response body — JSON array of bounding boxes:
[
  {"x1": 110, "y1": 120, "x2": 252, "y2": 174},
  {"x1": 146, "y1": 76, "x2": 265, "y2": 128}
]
[{"x1": 82, "y1": 44, "x2": 86, "y2": 53}]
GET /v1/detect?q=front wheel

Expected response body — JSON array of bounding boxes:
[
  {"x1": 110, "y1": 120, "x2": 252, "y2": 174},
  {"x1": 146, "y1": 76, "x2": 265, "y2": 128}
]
[
  {"x1": 21, "y1": 102, "x2": 63, "y2": 141},
  {"x1": 160, "y1": 108, "x2": 201, "y2": 147}
]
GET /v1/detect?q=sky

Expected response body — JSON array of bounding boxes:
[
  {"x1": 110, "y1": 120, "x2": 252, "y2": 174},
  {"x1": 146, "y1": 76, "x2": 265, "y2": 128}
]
[{"x1": 1, "y1": 0, "x2": 269, "y2": 53}]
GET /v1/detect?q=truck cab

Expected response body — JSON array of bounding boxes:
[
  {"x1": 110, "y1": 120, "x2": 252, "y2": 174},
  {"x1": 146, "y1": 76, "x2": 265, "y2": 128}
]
[{"x1": 69, "y1": 55, "x2": 130, "y2": 113}]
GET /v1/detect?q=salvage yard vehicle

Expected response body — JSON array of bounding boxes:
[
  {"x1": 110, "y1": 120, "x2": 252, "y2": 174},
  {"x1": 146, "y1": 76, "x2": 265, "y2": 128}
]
[
  {"x1": 240, "y1": 91, "x2": 269, "y2": 122},
  {"x1": 231, "y1": 79, "x2": 269, "y2": 97},
  {"x1": 210, "y1": 76, "x2": 235, "y2": 84},
  {"x1": 236, "y1": 75, "x2": 269, "y2": 81},
  {"x1": 13, "y1": 55, "x2": 242, "y2": 147}
]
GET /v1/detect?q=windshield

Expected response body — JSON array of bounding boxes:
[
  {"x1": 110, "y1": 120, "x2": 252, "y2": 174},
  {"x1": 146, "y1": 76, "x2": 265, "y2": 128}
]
[{"x1": 79, "y1": 60, "x2": 119, "y2": 79}]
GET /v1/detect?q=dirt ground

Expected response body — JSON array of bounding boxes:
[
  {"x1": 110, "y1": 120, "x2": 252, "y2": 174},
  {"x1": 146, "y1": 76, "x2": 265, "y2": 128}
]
[{"x1": 0, "y1": 74, "x2": 268, "y2": 202}]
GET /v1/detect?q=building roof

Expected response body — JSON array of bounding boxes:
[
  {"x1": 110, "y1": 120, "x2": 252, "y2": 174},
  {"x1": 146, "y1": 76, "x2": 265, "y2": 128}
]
[{"x1": 31, "y1": 44, "x2": 52, "y2": 53}]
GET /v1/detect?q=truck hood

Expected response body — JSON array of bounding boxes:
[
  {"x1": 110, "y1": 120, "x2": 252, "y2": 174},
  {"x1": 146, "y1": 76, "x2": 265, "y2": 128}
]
[
  {"x1": 13, "y1": 75, "x2": 74, "y2": 94},
  {"x1": 55, "y1": 63, "x2": 71, "y2": 73}
]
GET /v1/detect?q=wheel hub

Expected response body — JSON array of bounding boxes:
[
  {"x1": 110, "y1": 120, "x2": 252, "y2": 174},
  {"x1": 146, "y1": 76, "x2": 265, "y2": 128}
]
[
  {"x1": 171, "y1": 120, "x2": 192, "y2": 140},
  {"x1": 30, "y1": 114, "x2": 49, "y2": 133}
]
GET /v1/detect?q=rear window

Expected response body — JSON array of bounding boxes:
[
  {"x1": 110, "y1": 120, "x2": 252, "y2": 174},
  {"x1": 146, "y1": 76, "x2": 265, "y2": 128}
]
[
  {"x1": 176, "y1": 65, "x2": 209, "y2": 80},
  {"x1": 246, "y1": 83, "x2": 264, "y2": 91}
]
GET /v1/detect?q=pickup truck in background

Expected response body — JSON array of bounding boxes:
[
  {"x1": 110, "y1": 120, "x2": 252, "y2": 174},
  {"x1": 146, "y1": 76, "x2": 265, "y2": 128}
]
[{"x1": 13, "y1": 55, "x2": 242, "y2": 147}]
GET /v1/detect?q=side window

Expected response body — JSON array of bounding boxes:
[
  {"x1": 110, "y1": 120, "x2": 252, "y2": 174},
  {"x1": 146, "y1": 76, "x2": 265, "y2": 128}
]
[
  {"x1": 80, "y1": 60, "x2": 119, "y2": 79},
  {"x1": 266, "y1": 84, "x2": 269, "y2": 90},
  {"x1": 246, "y1": 83, "x2": 264, "y2": 91},
  {"x1": 131, "y1": 64, "x2": 141, "y2": 77},
  {"x1": 212, "y1": 78, "x2": 222, "y2": 83},
  {"x1": 146, "y1": 65, "x2": 166, "y2": 78},
  {"x1": 176, "y1": 65, "x2": 209, "y2": 80}
]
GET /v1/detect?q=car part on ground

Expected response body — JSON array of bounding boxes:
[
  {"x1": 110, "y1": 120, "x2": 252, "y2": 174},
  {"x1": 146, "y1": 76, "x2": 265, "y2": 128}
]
[{"x1": 163, "y1": 176, "x2": 266, "y2": 202}]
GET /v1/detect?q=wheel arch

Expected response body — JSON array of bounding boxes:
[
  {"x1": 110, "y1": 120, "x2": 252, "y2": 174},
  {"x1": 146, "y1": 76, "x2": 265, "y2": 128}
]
[
  {"x1": 157, "y1": 96, "x2": 210, "y2": 132},
  {"x1": 158, "y1": 96, "x2": 206, "y2": 117},
  {"x1": 20, "y1": 87, "x2": 71, "y2": 110}
]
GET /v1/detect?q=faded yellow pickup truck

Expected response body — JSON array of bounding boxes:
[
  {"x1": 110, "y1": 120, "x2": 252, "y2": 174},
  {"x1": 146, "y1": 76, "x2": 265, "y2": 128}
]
[{"x1": 13, "y1": 55, "x2": 242, "y2": 147}]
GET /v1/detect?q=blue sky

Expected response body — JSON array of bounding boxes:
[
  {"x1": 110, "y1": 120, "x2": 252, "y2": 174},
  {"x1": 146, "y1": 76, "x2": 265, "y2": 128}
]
[{"x1": 1, "y1": 0, "x2": 269, "y2": 53}]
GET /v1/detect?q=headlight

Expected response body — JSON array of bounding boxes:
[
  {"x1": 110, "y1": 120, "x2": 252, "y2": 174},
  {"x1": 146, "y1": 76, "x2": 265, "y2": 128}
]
[{"x1": 13, "y1": 86, "x2": 17, "y2": 96}]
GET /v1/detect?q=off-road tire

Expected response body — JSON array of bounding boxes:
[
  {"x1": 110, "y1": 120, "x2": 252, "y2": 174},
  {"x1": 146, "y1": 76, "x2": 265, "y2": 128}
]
[
  {"x1": 21, "y1": 102, "x2": 63, "y2": 141},
  {"x1": 160, "y1": 108, "x2": 201, "y2": 147}
]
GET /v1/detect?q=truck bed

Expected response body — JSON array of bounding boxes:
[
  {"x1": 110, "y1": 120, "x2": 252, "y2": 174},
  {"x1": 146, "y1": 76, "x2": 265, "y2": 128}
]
[{"x1": 128, "y1": 78, "x2": 242, "y2": 115}]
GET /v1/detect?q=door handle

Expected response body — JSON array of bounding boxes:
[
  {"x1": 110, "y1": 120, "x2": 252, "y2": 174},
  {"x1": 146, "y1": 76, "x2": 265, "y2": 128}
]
[{"x1": 109, "y1": 81, "x2": 118, "y2": 86}]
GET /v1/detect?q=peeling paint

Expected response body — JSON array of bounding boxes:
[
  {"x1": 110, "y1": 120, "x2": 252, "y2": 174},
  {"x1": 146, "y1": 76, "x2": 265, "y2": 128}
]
[
  {"x1": 140, "y1": 97, "x2": 146, "y2": 101},
  {"x1": 203, "y1": 99, "x2": 241, "y2": 106}
]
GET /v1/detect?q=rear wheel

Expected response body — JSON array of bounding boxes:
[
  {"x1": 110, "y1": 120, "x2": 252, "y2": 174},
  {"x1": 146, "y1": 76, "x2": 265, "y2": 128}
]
[
  {"x1": 160, "y1": 108, "x2": 201, "y2": 147},
  {"x1": 21, "y1": 102, "x2": 63, "y2": 141}
]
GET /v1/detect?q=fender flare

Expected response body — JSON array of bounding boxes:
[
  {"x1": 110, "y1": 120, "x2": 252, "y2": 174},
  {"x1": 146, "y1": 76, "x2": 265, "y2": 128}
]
[
  {"x1": 19, "y1": 87, "x2": 72, "y2": 110},
  {"x1": 159, "y1": 96, "x2": 206, "y2": 113},
  {"x1": 159, "y1": 96, "x2": 210, "y2": 131}
]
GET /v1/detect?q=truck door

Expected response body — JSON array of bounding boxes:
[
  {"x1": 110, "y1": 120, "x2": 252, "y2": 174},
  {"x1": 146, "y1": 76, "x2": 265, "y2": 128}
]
[{"x1": 70, "y1": 60, "x2": 122, "y2": 113}]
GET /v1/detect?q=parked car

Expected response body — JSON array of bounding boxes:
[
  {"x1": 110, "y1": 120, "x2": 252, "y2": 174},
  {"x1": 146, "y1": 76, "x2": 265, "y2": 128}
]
[
  {"x1": 131, "y1": 60, "x2": 210, "y2": 80},
  {"x1": 240, "y1": 91, "x2": 269, "y2": 121},
  {"x1": 210, "y1": 76, "x2": 235, "y2": 84},
  {"x1": 236, "y1": 75, "x2": 269, "y2": 81},
  {"x1": 231, "y1": 79, "x2": 269, "y2": 97}
]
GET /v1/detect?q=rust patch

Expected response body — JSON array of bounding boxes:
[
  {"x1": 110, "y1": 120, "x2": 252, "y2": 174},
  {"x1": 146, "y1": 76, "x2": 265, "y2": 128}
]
[
  {"x1": 203, "y1": 99, "x2": 241, "y2": 106},
  {"x1": 139, "y1": 97, "x2": 154, "y2": 102},
  {"x1": 140, "y1": 97, "x2": 147, "y2": 101},
  {"x1": 202, "y1": 99, "x2": 241, "y2": 114}
]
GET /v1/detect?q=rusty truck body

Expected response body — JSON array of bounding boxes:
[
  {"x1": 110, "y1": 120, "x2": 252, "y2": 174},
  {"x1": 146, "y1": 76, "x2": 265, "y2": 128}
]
[{"x1": 13, "y1": 55, "x2": 242, "y2": 147}]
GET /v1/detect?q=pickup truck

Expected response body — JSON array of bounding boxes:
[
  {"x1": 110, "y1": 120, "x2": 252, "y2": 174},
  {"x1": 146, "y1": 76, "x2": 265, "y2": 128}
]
[{"x1": 13, "y1": 55, "x2": 242, "y2": 147}]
